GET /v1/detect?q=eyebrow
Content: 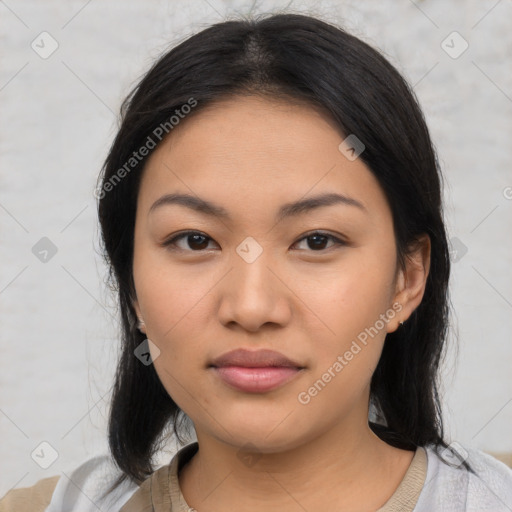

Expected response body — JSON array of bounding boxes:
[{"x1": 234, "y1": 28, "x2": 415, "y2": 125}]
[{"x1": 149, "y1": 192, "x2": 367, "y2": 222}]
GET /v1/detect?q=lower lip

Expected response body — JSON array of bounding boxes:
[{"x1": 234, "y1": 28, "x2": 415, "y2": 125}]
[{"x1": 212, "y1": 366, "x2": 302, "y2": 393}]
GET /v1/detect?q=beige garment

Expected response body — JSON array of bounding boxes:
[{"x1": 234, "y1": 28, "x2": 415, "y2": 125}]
[
  {"x1": 120, "y1": 442, "x2": 427, "y2": 512},
  {"x1": 0, "y1": 475, "x2": 60, "y2": 512}
]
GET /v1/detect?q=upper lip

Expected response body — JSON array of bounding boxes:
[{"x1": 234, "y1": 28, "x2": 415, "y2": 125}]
[{"x1": 210, "y1": 348, "x2": 303, "y2": 368}]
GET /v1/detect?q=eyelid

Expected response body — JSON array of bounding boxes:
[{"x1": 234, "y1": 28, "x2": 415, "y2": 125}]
[
  {"x1": 296, "y1": 229, "x2": 347, "y2": 244},
  {"x1": 162, "y1": 230, "x2": 217, "y2": 250},
  {"x1": 292, "y1": 230, "x2": 347, "y2": 251},
  {"x1": 162, "y1": 230, "x2": 347, "y2": 252}
]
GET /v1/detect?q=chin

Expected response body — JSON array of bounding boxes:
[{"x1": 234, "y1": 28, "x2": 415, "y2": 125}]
[{"x1": 208, "y1": 415, "x2": 312, "y2": 453}]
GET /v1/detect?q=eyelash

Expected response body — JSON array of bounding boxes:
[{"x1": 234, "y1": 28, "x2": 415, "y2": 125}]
[{"x1": 162, "y1": 230, "x2": 346, "y2": 253}]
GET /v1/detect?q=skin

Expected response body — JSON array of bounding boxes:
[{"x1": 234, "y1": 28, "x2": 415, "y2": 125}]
[{"x1": 132, "y1": 95, "x2": 431, "y2": 512}]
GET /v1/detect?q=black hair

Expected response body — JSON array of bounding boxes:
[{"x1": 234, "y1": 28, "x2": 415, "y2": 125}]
[{"x1": 96, "y1": 11, "x2": 474, "y2": 498}]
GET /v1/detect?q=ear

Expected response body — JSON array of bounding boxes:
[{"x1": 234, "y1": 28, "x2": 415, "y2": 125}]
[
  {"x1": 387, "y1": 234, "x2": 431, "y2": 333},
  {"x1": 132, "y1": 298, "x2": 147, "y2": 334}
]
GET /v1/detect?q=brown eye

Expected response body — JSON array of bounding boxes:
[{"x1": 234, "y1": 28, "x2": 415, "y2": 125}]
[
  {"x1": 163, "y1": 231, "x2": 215, "y2": 251},
  {"x1": 293, "y1": 232, "x2": 345, "y2": 252}
]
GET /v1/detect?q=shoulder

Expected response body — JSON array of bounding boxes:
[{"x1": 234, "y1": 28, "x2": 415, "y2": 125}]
[
  {"x1": 0, "y1": 453, "x2": 140, "y2": 512},
  {"x1": 45, "y1": 452, "x2": 141, "y2": 511},
  {"x1": 414, "y1": 441, "x2": 512, "y2": 511},
  {"x1": 0, "y1": 475, "x2": 60, "y2": 512}
]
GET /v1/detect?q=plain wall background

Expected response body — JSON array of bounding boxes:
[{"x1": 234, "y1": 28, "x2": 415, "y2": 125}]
[{"x1": 1, "y1": 0, "x2": 511, "y2": 495}]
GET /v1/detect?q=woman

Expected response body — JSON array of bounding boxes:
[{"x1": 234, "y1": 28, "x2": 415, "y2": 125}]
[{"x1": 2, "y1": 12, "x2": 511, "y2": 512}]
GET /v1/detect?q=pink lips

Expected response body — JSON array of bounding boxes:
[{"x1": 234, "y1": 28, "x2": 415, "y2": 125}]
[{"x1": 210, "y1": 348, "x2": 304, "y2": 393}]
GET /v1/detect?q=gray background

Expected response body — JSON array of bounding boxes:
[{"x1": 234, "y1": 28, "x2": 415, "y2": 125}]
[{"x1": 1, "y1": 0, "x2": 511, "y2": 495}]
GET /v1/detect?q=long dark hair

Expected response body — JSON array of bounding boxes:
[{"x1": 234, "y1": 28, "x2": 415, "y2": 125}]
[{"x1": 96, "y1": 12, "x2": 472, "y2": 498}]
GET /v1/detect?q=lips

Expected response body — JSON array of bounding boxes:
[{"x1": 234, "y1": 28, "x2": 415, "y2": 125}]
[
  {"x1": 209, "y1": 348, "x2": 304, "y2": 393},
  {"x1": 210, "y1": 348, "x2": 303, "y2": 369}
]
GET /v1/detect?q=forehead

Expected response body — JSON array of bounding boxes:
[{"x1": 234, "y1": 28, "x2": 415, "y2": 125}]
[
  {"x1": 159, "y1": 94, "x2": 345, "y2": 166},
  {"x1": 137, "y1": 95, "x2": 389, "y2": 223}
]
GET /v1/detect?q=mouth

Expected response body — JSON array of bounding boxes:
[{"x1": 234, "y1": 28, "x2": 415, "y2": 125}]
[{"x1": 209, "y1": 348, "x2": 305, "y2": 393}]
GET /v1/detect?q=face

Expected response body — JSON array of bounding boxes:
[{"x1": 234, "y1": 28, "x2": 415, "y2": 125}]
[{"x1": 132, "y1": 95, "x2": 422, "y2": 453}]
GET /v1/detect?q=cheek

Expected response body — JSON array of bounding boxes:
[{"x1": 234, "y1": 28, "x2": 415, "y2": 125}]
[
  {"x1": 140, "y1": 273, "x2": 213, "y2": 414},
  {"x1": 134, "y1": 241, "x2": 214, "y2": 335},
  {"x1": 291, "y1": 249, "x2": 397, "y2": 397},
  {"x1": 297, "y1": 250, "x2": 396, "y2": 338},
  {"x1": 141, "y1": 277, "x2": 213, "y2": 366},
  {"x1": 294, "y1": 274, "x2": 389, "y2": 419},
  {"x1": 132, "y1": 248, "x2": 216, "y2": 398}
]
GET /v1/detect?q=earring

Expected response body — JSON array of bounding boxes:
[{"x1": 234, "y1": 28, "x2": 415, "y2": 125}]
[{"x1": 399, "y1": 320, "x2": 405, "y2": 327}]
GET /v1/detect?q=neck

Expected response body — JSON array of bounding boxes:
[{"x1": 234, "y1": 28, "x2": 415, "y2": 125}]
[{"x1": 179, "y1": 419, "x2": 412, "y2": 512}]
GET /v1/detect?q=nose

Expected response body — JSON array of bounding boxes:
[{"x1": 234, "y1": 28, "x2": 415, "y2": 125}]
[{"x1": 217, "y1": 251, "x2": 292, "y2": 333}]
